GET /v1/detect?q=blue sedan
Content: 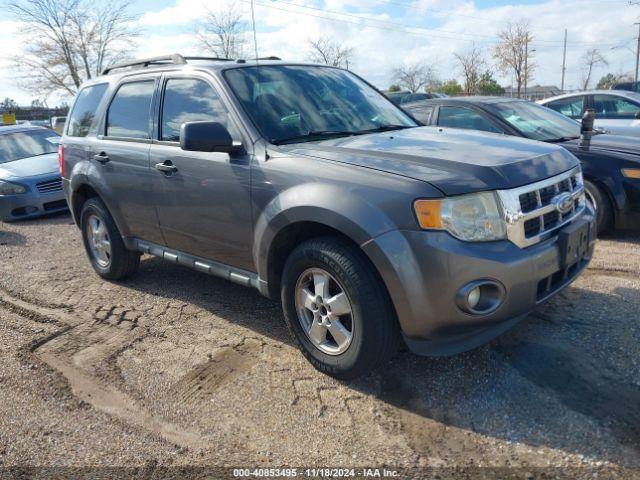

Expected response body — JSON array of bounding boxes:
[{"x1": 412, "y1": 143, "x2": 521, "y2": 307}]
[{"x1": 0, "y1": 125, "x2": 68, "y2": 221}]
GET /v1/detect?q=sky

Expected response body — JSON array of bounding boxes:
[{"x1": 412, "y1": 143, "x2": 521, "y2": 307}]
[{"x1": 0, "y1": 0, "x2": 639, "y2": 106}]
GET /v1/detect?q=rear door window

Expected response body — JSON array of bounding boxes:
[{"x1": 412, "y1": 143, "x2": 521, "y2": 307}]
[
  {"x1": 160, "y1": 78, "x2": 238, "y2": 142},
  {"x1": 66, "y1": 83, "x2": 108, "y2": 137},
  {"x1": 545, "y1": 96, "x2": 584, "y2": 118},
  {"x1": 437, "y1": 106, "x2": 501, "y2": 133},
  {"x1": 593, "y1": 95, "x2": 640, "y2": 119},
  {"x1": 107, "y1": 81, "x2": 155, "y2": 139}
]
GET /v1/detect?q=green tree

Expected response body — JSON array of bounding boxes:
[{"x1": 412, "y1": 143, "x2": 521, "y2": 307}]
[
  {"x1": 596, "y1": 73, "x2": 630, "y2": 89},
  {"x1": 388, "y1": 84, "x2": 401, "y2": 92},
  {"x1": 438, "y1": 80, "x2": 463, "y2": 96},
  {"x1": 477, "y1": 71, "x2": 505, "y2": 95}
]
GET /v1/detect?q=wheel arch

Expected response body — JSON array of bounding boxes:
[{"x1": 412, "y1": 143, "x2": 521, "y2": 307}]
[{"x1": 254, "y1": 184, "x2": 400, "y2": 301}]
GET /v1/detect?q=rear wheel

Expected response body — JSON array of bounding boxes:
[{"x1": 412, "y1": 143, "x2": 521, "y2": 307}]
[
  {"x1": 80, "y1": 197, "x2": 140, "y2": 280},
  {"x1": 584, "y1": 179, "x2": 614, "y2": 235},
  {"x1": 281, "y1": 236, "x2": 398, "y2": 379}
]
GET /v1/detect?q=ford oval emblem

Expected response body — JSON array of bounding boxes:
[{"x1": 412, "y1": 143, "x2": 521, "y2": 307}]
[{"x1": 551, "y1": 192, "x2": 574, "y2": 215}]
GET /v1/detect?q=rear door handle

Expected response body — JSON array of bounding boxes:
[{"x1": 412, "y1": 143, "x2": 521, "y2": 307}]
[
  {"x1": 93, "y1": 152, "x2": 110, "y2": 164},
  {"x1": 155, "y1": 161, "x2": 178, "y2": 173}
]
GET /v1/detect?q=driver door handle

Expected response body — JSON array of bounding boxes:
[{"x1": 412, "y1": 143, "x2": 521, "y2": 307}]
[{"x1": 155, "y1": 161, "x2": 178, "y2": 173}]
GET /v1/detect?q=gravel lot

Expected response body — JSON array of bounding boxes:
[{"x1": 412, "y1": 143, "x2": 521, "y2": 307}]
[{"x1": 0, "y1": 212, "x2": 639, "y2": 478}]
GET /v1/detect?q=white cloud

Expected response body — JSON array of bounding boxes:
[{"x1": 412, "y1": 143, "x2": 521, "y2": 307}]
[{"x1": 1, "y1": 0, "x2": 639, "y2": 105}]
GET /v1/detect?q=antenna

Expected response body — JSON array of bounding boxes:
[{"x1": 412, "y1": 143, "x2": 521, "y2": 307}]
[{"x1": 250, "y1": 0, "x2": 259, "y2": 61}]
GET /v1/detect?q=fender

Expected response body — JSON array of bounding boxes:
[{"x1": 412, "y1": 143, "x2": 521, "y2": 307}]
[
  {"x1": 68, "y1": 160, "x2": 129, "y2": 236},
  {"x1": 253, "y1": 182, "x2": 400, "y2": 285}
]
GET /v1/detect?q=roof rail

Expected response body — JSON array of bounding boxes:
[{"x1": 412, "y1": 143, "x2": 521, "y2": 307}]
[
  {"x1": 182, "y1": 56, "x2": 234, "y2": 62},
  {"x1": 100, "y1": 53, "x2": 282, "y2": 75},
  {"x1": 101, "y1": 53, "x2": 187, "y2": 75}
]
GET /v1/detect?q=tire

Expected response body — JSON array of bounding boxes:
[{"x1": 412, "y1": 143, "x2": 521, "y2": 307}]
[
  {"x1": 584, "y1": 179, "x2": 614, "y2": 235},
  {"x1": 80, "y1": 197, "x2": 140, "y2": 280},
  {"x1": 281, "y1": 236, "x2": 398, "y2": 379}
]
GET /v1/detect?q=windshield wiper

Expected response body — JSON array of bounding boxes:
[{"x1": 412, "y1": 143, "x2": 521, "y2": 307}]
[
  {"x1": 272, "y1": 125, "x2": 412, "y2": 145},
  {"x1": 544, "y1": 135, "x2": 580, "y2": 143},
  {"x1": 272, "y1": 130, "x2": 358, "y2": 145}
]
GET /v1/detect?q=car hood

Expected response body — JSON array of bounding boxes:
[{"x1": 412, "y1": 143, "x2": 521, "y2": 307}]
[
  {"x1": 560, "y1": 133, "x2": 640, "y2": 156},
  {"x1": 0, "y1": 152, "x2": 59, "y2": 179},
  {"x1": 276, "y1": 126, "x2": 578, "y2": 195}
]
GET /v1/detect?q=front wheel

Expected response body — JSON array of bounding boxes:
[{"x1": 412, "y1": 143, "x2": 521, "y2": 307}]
[
  {"x1": 584, "y1": 179, "x2": 614, "y2": 235},
  {"x1": 281, "y1": 237, "x2": 398, "y2": 379}
]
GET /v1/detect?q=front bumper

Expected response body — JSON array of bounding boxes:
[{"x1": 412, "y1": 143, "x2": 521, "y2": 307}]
[
  {"x1": 0, "y1": 175, "x2": 68, "y2": 222},
  {"x1": 362, "y1": 208, "x2": 596, "y2": 356}
]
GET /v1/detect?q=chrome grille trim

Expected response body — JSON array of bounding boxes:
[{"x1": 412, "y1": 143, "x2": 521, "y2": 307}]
[
  {"x1": 36, "y1": 178, "x2": 63, "y2": 193},
  {"x1": 497, "y1": 166, "x2": 586, "y2": 248}
]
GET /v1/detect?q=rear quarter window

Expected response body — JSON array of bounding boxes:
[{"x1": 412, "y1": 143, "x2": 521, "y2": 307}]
[{"x1": 66, "y1": 83, "x2": 108, "y2": 137}]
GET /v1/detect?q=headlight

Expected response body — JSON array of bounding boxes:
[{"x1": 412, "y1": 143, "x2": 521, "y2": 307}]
[
  {"x1": 0, "y1": 180, "x2": 27, "y2": 196},
  {"x1": 414, "y1": 191, "x2": 507, "y2": 241}
]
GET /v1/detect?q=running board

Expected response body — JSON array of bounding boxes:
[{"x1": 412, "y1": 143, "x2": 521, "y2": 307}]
[{"x1": 124, "y1": 238, "x2": 260, "y2": 290}]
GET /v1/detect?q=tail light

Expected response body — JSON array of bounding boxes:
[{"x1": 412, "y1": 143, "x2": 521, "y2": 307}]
[{"x1": 58, "y1": 144, "x2": 65, "y2": 177}]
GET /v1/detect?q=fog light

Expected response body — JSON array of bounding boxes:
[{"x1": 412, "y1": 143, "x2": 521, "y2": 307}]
[
  {"x1": 467, "y1": 287, "x2": 481, "y2": 309},
  {"x1": 456, "y1": 280, "x2": 506, "y2": 315}
]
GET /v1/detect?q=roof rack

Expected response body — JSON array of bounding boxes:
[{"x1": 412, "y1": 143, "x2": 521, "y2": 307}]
[
  {"x1": 101, "y1": 53, "x2": 281, "y2": 75},
  {"x1": 101, "y1": 54, "x2": 186, "y2": 75}
]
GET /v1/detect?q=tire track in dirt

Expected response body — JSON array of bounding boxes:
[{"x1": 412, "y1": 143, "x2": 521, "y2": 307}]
[{"x1": 0, "y1": 289, "x2": 206, "y2": 450}]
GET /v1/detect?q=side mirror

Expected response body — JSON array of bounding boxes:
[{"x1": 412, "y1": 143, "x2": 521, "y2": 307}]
[{"x1": 180, "y1": 121, "x2": 242, "y2": 153}]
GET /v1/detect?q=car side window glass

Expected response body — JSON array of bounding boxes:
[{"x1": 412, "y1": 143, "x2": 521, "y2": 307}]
[
  {"x1": 67, "y1": 83, "x2": 108, "y2": 137},
  {"x1": 437, "y1": 106, "x2": 501, "y2": 133},
  {"x1": 409, "y1": 106, "x2": 434, "y2": 124},
  {"x1": 161, "y1": 78, "x2": 239, "y2": 142},
  {"x1": 546, "y1": 97, "x2": 584, "y2": 118},
  {"x1": 107, "y1": 81, "x2": 155, "y2": 139},
  {"x1": 593, "y1": 95, "x2": 640, "y2": 119}
]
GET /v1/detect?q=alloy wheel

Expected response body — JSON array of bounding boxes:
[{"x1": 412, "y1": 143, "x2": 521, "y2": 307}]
[
  {"x1": 86, "y1": 214, "x2": 112, "y2": 267},
  {"x1": 294, "y1": 268, "x2": 354, "y2": 355}
]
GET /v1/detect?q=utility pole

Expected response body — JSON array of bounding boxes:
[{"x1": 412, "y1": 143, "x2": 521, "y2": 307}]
[
  {"x1": 561, "y1": 28, "x2": 567, "y2": 92},
  {"x1": 635, "y1": 22, "x2": 640, "y2": 83},
  {"x1": 524, "y1": 39, "x2": 528, "y2": 99}
]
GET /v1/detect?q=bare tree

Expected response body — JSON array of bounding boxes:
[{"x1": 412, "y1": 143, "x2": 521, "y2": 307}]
[
  {"x1": 8, "y1": 0, "x2": 138, "y2": 97},
  {"x1": 196, "y1": 2, "x2": 247, "y2": 59},
  {"x1": 454, "y1": 44, "x2": 486, "y2": 95},
  {"x1": 1, "y1": 98, "x2": 20, "y2": 113},
  {"x1": 393, "y1": 62, "x2": 437, "y2": 93},
  {"x1": 492, "y1": 20, "x2": 535, "y2": 97},
  {"x1": 307, "y1": 36, "x2": 353, "y2": 69},
  {"x1": 580, "y1": 49, "x2": 608, "y2": 90}
]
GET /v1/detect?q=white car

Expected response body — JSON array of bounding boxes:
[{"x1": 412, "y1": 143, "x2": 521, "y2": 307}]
[{"x1": 538, "y1": 90, "x2": 640, "y2": 137}]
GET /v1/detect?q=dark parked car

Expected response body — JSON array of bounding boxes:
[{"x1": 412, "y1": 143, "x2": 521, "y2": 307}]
[
  {"x1": 405, "y1": 97, "x2": 640, "y2": 233},
  {"x1": 612, "y1": 81, "x2": 640, "y2": 93},
  {"x1": 0, "y1": 125, "x2": 67, "y2": 221},
  {"x1": 385, "y1": 90, "x2": 447, "y2": 106},
  {"x1": 61, "y1": 55, "x2": 595, "y2": 378}
]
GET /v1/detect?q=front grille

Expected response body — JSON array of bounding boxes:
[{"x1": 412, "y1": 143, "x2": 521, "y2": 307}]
[
  {"x1": 498, "y1": 167, "x2": 586, "y2": 248},
  {"x1": 36, "y1": 178, "x2": 63, "y2": 193}
]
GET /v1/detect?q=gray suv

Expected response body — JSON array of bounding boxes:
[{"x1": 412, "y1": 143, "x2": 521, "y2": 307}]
[{"x1": 61, "y1": 54, "x2": 596, "y2": 378}]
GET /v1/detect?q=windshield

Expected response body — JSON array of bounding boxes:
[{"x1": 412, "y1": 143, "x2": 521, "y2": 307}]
[
  {"x1": 488, "y1": 101, "x2": 580, "y2": 142},
  {"x1": 0, "y1": 129, "x2": 60, "y2": 164},
  {"x1": 224, "y1": 65, "x2": 417, "y2": 144}
]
